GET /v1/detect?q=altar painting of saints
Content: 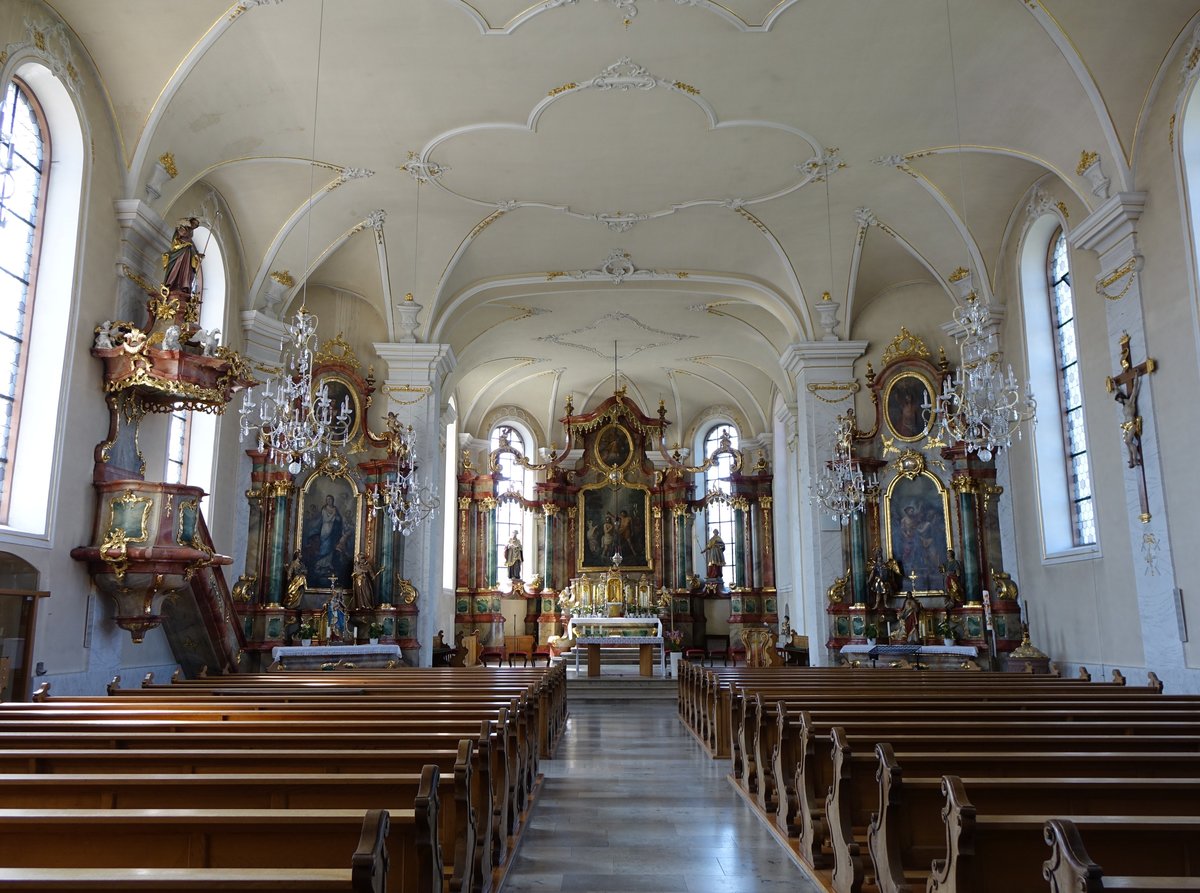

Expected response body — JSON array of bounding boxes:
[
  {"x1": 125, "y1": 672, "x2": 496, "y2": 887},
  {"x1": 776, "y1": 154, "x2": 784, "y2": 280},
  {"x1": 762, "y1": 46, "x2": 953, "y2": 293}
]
[
  {"x1": 594, "y1": 424, "x2": 633, "y2": 470},
  {"x1": 885, "y1": 472, "x2": 950, "y2": 592},
  {"x1": 298, "y1": 473, "x2": 360, "y2": 591},
  {"x1": 885, "y1": 372, "x2": 934, "y2": 442},
  {"x1": 579, "y1": 484, "x2": 651, "y2": 571}
]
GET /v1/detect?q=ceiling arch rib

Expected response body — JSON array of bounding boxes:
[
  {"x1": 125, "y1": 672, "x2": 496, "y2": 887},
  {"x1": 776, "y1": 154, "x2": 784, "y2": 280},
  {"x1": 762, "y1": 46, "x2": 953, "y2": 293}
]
[
  {"x1": 443, "y1": 0, "x2": 802, "y2": 36},
  {"x1": 665, "y1": 365, "x2": 769, "y2": 435}
]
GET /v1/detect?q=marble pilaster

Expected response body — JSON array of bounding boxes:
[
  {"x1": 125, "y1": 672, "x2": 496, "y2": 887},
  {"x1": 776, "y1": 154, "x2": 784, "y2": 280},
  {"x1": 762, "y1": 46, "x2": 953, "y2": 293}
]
[
  {"x1": 781, "y1": 340, "x2": 869, "y2": 665},
  {"x1": 373, "y1": 341, "x2": 456, "y2": 665},
  {"x1": 1071, "y1": 193, "x2": 1193, "y2": 692}
]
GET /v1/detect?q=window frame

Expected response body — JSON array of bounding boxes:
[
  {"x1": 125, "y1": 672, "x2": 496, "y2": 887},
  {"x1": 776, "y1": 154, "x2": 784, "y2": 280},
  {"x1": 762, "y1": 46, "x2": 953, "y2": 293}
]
[
  {"x1": 490, "y1": 422, "x2": 535, "y2": 588},
  {"x1": 0, "y1": 77, "x2": 50, "y2": 524},
  {"x1": 699, "y1": 422, "x2": 739, "y2": 588}
]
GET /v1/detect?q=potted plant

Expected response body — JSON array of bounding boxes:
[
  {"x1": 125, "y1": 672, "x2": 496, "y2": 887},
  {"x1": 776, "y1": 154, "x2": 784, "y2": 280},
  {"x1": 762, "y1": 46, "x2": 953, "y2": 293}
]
[
  {"x1": 934, "y1": 617, "x2": 959, "y2": 647},
  {"x1": 367, "y1": 621, "x2": 383, "y2": 645},
  {"x1": 297, "y1": 620, "x2": 316, "y2": 646},
  {"x1": 864, "y1": 623, "x2": 879, "y2": 647}
]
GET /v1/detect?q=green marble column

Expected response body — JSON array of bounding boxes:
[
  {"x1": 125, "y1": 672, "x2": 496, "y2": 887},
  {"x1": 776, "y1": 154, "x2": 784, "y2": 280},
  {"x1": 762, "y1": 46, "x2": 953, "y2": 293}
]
[
  {"x1": 849, "y1": 510, "x2": 867, "y2": 605},
  {"x1": 954, "y1": 476, "x2": 982, "y2": 602}
]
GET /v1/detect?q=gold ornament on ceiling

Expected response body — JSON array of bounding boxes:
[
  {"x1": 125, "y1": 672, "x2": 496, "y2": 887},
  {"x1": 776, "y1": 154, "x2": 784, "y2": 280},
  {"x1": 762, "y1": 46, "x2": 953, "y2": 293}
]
[{"x1": 313, "y1": 332, "x2": 360, "y2": 371}]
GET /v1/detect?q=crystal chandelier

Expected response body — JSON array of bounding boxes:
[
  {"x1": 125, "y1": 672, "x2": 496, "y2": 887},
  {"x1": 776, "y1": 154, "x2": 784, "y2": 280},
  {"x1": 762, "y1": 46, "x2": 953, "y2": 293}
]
[
  {"x1": 927, "y1": 292, "x2": 1036, "y2": 462},
  {"x1": 813, "y1": 412, "x2": 871, "y2": 525},
  {"x1": 238, "y1": 307, "x2": 351, "y2": 474},
  {"x1": 368, "y1": 416, "x2": 440, "y2": 536}
]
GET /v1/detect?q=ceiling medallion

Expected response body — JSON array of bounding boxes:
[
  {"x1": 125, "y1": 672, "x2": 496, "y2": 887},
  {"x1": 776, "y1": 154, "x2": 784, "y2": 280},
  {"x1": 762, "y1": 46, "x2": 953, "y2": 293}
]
[
  {"x1": 548, "y1": 249, "x2": 688, "y2": 286},
  {"x1": 452, "y1": 0, "x2": 800, "y2": 33},
  {"x1": 536, "y1": 310, "x2": 695, "y2": 359}
]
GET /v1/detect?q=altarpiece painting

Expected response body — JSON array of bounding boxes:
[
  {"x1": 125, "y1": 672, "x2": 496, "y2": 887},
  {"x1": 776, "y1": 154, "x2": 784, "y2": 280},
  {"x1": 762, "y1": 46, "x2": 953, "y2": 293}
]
[
  {"x1": 578, "y1": 482, "x2": 651, "y2": 571},
  {"x1": 884, "y1": 469, "x2": 952, "y2": 593},
  {"x1": 296, "y1": 471, "x2": 361, "y2": 592}
]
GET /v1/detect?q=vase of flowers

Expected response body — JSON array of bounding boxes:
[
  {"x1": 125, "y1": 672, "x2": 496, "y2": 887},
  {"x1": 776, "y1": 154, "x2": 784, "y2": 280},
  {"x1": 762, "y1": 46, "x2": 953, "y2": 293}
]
[
  {"x1": 664, "y1": 629, "x2": 683, "y2": 677},
  {"x1": 368, "y1": 622, "x2": 383, "y2": 645},
  {"x1": 298, "y1": 620, "x2": 315, "y2": 646}
]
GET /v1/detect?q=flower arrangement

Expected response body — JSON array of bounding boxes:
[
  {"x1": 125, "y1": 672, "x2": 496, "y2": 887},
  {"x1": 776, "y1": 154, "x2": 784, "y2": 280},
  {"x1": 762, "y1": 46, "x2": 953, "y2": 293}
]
[
  {"x1": 368, "y1": 621, "x2": 384, "y2": 640},
  {"x1": 664, "y1": 629, "x2": 684, "y2": 652},
  {"x1": 297, "y1": 620, "x2": 316, "y2": 642}
]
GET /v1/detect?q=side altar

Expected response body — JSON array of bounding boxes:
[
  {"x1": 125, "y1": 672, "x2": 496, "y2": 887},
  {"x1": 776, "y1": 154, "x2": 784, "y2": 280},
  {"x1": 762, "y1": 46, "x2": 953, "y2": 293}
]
[{"x1": 822, "y1": 325, "x2": 1027, "y2": 668}]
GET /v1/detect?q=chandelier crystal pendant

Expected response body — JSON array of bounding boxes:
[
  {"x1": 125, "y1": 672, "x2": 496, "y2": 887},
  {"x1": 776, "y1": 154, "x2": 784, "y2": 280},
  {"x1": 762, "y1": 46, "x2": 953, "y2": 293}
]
[
  {"x1": 237, "y1": 307, "x2": 352, "y2": 474},
  {"x1": 927, "y1": 293, "x2": 1036, "y2": 462},
  {"x1": 368, "y1": 419, "x2": 440, "y2": 536},
  {"x1": 813, "y1": 412, "x2": 872, "y2": 525}
]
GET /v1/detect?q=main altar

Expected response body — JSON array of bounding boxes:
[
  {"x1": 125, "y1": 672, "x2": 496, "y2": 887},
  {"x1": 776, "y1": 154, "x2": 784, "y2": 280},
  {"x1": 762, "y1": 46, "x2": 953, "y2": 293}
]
[{"x1": 454, "y1": 388, "x2": 778, "y2": 659}]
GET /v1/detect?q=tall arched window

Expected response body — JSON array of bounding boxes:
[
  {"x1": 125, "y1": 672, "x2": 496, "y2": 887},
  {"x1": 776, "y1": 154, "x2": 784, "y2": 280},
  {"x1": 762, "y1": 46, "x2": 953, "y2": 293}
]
[
  {"x1": 0, "y1": 63, "x2": 83, "y2": 537},
  {"x1": 702, "y1": 424, "x2": 739, "y2": 587},
  {"x1": 1047, "y1": 229, "x2": 1095, "y2": 546},
  {"x1": 0, "y1": 79, "x2": 47, "y2": 520},
  {"x1": 1020, "y1": 211, "x2": 1096, "y2": 555},
  {"x1": 492, "y1": 424, "x2": 533, "y2": 586}
]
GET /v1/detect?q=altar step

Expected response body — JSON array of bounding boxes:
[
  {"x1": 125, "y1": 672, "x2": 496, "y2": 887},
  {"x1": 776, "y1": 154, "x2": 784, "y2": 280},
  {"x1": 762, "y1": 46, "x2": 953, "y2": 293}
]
[{"x1": 565, "y1": 675, "x2": 678, "y2": 701}]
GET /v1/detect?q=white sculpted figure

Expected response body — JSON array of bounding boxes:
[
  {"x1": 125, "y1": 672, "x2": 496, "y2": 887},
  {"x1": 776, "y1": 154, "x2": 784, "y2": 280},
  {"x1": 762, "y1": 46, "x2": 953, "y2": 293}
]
[
  {"x1": 161, "y1": 325, "x2": 182, "y2": 351},
  {"x1": 190, "y1": 327, "x2": 221, "y2": 357},
  {"x1": 94, "y1": 321, "x2": 116, "y2": 350}
]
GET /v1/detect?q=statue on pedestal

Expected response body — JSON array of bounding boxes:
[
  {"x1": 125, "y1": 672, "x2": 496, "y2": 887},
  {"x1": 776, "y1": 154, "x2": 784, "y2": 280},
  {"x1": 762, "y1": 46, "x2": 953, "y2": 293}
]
[
  {"x1": 351, "y1": 552, "x2": 379, "y2": 611},
  {"x1": 941, "y1": 549, "x2": 964, "y2": 609},
  {"x1": 898, "y1": 591, "x2": 922, "y2": 644},
  {"x1": 284, "y1": 550, "x2": 306, "y2": 609},
  {"x1": 704, "y1": 528, "x2": 726, "y2": 578},
  {"x1": 504, "y1": 531, "x2": 523, "y2": 582}
]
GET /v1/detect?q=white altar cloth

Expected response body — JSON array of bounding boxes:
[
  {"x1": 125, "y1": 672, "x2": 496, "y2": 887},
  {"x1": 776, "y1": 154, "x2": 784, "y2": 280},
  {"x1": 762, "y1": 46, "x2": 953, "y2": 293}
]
[
  {"x1": 573, "y1": 635, "x2": 666, "y2": 676},
  {"x1": 271, "y1": 643, "x2": 402, "y2": 668},
  {"x1": 566, "y1": 615, "x2": 663, "y2": 639}
]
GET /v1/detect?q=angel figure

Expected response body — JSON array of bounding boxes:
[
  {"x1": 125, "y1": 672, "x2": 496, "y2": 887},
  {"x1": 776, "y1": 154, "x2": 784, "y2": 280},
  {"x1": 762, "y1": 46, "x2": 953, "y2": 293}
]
[
  {"x1": 94, "y1": 321, "x2": 117, "y2": 350},
  {"x1": 161, "y1": 325, "x2": 182, "y2": 351}
]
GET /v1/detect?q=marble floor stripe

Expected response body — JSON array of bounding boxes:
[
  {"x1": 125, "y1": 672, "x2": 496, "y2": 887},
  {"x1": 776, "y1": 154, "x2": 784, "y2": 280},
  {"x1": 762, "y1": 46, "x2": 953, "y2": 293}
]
[{"x1": 503, "y1": 698, "x2": 822, "y2": 893}]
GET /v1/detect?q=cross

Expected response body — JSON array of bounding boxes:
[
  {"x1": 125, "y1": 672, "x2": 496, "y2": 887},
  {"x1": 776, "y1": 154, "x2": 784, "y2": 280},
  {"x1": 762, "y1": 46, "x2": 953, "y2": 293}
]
[{"x1": 1105, "y1": 332, "x2": 1156, "y2": 522}]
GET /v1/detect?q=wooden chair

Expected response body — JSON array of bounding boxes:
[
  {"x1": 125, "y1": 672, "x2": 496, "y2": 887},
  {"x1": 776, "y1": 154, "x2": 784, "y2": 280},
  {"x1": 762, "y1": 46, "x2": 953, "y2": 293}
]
[{"x1": 705, "y1": 635, "x2": 729, "y2": 666}]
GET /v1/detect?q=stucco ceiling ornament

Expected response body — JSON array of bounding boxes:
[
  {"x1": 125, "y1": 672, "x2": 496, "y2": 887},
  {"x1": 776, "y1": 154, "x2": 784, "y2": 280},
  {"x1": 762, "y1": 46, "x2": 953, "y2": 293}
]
[
  {"x1": 553, "y1": 249, "x2": 687, "y2": 286},
  {"x1": 6, "y1": 19, "x2": 82, "y2": 95},
  {"x1": 334, "y1": 167, "x2": 374, "y2": 187},
  {"x1": 1024, "y1": 186, "x2": 1056, "y2": 221},
  {"x1": 451, "y1": 0, "x2": 798, "y2": 34},
  {"x1": 414, "y1": 56, "x2": 830, "y2": 230},
  {"x1": 366, "y1": 209, "x2": 387, "y2": 231},
  {"x1": 536, "y1": 310, "x2": 695, "y2": 358}
]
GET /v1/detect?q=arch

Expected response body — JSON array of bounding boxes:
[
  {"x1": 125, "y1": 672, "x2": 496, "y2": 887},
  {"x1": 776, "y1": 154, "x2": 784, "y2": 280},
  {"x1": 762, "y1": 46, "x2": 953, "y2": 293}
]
[
  {"x1": 0, "y1": 62, "x2": 84, "y2": 538},
  {"x1": 1018, "y1": 211, "x2": 1098, "y2": 559}
]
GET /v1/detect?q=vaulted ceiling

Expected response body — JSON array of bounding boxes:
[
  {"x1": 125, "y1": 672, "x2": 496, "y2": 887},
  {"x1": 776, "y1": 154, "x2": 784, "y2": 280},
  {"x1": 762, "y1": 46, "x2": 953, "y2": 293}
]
[{"x1": 45, "y1": 0, "x2": 1200, "y2": 438}]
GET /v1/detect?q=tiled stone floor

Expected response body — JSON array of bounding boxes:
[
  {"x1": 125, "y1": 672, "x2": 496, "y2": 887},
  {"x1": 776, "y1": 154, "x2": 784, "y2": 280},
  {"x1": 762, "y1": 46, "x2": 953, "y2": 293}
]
[{"x1": 502, "y1": 699, "x2": 822, "y2": 893}]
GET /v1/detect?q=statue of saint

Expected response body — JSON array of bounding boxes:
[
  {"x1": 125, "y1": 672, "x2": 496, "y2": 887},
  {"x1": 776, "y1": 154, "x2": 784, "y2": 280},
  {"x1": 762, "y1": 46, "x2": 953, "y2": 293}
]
[
  {"x1": 504, "y1": 531, "x2": 523, "y2": 581},
  {"x1": 161, "y1": 217, "x2": 202, "y2": 296},
  {"x1": 941, "y1": 549, "x2": 964, "y2": 608},
  {"x1": 704, "y1": 528, "x2": 726, "y2": 577},
  {"x1": 898, "y1": 591, "x2": 922, "y2": 643},
  {"x1": 351, "y1": 552, "x2": 378, "y2": 611},
  {"x1": 284, "y1": 549, "x2": 306, "y2": 609},
  {"x1": 867, "y1": 549, "x2": 895, "y2": 610},
  {"x1": 323, "y1": 588, "x2": 348, "y2": 642}
]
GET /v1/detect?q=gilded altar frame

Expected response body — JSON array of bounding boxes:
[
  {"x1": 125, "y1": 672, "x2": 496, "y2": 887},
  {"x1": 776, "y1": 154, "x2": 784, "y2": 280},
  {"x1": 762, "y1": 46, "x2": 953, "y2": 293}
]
[
  {"x1": 883, "y1": 468, "x2": 952, "y2": 595},
  {"x1": 883, "y1": 370, "x2": 936, "y2": 442},
  {"x1": 577, "y1": 481, "x2": 653, "y2": 572},
  {"x1": 296, "y1": 464, "x2": 364, "y2": 594}
]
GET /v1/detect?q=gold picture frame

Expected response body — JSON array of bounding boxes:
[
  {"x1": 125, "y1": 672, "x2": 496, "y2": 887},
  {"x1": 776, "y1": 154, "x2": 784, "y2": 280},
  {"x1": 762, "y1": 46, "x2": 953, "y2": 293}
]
[
  {"x1": 577, "y1": 482, "x2": 652, "y2": 571},
  {"x1": 884, "y1": 469, "x2": 952, "y2": 594},
  {"x1": 296, "y1": 470, "x2": 363, "y2": 593},
  {"x1": 315, "y1": 373, "x2": 363, "y2": 443},
  {"x1": 593, "y1": 423, "x2": 634, "y2": 471},
  {"x1": 883, "y1": 370, "x2": 935, "y2": 442}
]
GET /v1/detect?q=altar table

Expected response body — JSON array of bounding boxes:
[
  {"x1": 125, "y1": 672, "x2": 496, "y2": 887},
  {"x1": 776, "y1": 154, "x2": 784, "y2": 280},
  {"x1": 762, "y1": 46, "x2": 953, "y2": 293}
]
[
  {"x1": 566, "y1": 615, "x2": 663, "y2": 639},
  {"x1": 270, "y1": 643, "x2": 402, "y2": 670},
  {"x1": 574, "y1": 635, "x2": 666, "y2": 677}
]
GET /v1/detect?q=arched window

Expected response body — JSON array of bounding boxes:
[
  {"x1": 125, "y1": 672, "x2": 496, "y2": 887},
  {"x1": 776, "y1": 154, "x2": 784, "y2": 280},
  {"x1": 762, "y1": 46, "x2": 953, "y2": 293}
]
[
  {"x1": 1046, "y1": 229, "x2": 1095, "y2": 546},
  {"x1": 1020, "y1": 212, "x2": 1096, "y2": 555},
  {"x1": 702, "y1": 424, "x2": 739, "y2": 587},
  {"x1": 492, "y1": 424, "x2": 534, "y2": 586},
  {"x1": 163, "y1": 226, "x2": 225, "y2": 512},
  {"x1": 0, "y1": 79, "x2": 47, "y2": 520},
  {"x1": 0, "y1": 65, "x2": 82, "y2": 537}
]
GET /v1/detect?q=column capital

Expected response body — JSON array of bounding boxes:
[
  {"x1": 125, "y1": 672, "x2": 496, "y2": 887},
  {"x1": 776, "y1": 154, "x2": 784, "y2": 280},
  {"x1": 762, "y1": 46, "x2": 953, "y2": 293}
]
[
  {"x1": 1068, "y1": 191, "x2": 1146, "y2": 257},
  {"x1": 780, "y1": 341, "x2": 868, "y2": 378},
  {"x1": 373, "y1": 342, "x2": 457, "y2": 388},
  {"x1": 240, "y1": 310, "x2": 291, "y2": 366}
]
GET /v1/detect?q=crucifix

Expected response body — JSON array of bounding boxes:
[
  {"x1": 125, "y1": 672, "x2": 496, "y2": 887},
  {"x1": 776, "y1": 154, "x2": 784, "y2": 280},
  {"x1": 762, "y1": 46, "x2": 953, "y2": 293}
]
[{"x1": 1105, "y1": 332, "x2": 1156, "y2": 522}]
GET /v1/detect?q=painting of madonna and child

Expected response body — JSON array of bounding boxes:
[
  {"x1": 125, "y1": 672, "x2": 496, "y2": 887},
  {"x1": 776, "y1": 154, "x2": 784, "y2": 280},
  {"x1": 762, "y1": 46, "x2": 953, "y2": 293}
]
[
  {"x1": 297, "y1": 475, "x2": 360, "y2": 592},
  {"x1": 886, "y1": 473, "x2": 951, "y2": 594}
]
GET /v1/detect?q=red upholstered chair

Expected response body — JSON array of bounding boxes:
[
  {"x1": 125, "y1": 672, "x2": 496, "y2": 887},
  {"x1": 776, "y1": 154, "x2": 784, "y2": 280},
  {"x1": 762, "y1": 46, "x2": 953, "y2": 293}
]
[
  {"x1": 727, "y1": 647, "x2": 746, "y2": 667},
  {"x1": 530, "y1": 649, "x2": 552, "y2": 666},
  {"x1": 507, "y1": 651, "x2": 530, "y2": 667},
  {"x1": 683, "y1": 647, "x2": 707, "y2": 666},
  {"x1": 705, "y1": 634, "x2": 729, "y2": 666},
  {"x1": 479, "y1": 648, "x2": 504, "y2": 667}
]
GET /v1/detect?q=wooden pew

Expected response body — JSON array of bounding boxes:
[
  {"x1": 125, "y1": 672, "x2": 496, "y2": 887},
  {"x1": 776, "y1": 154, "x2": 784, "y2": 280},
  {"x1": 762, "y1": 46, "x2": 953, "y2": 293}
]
[
  {"x1": 1043, "y1": 818, "x2": 1200, "y2": 892},
  {"x1": 866, "y1": 745, "x2": 1200, "y2": 893},
  {"x1": 925, "y1": 778, "x2": 1200, "y2": 893},
  {"x1": 0, "y1": 806, "x2": 432, "y2": 893},
  {"x1": 0, "y1": 867, "x2": 384, "y2": 892}
]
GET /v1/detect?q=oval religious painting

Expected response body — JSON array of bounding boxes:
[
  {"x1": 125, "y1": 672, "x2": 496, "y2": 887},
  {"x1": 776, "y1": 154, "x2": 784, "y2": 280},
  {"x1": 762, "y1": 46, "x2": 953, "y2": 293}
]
[
  {"x1": 593, "y1": 423, "x2": 633, "y2": 470},
  {"x1": 884, "y1": 371, "x2": 934, "y2": 442},
  {"x1": 314, "y1": 374, "x2": 362, "y2": 443}
]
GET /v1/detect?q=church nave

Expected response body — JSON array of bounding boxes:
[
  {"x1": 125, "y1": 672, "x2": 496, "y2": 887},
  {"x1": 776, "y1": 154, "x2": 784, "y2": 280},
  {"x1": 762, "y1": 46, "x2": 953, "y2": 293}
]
[{"x1": 504, "y1": 699, "x2": 820, "y2": 893}]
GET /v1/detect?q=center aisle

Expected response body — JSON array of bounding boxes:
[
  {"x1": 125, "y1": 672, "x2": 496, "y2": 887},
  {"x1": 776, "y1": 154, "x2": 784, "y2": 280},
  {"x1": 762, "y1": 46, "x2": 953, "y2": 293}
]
[{"x1": 504, "y1": 698, "x2": 822, "y2": 893}]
